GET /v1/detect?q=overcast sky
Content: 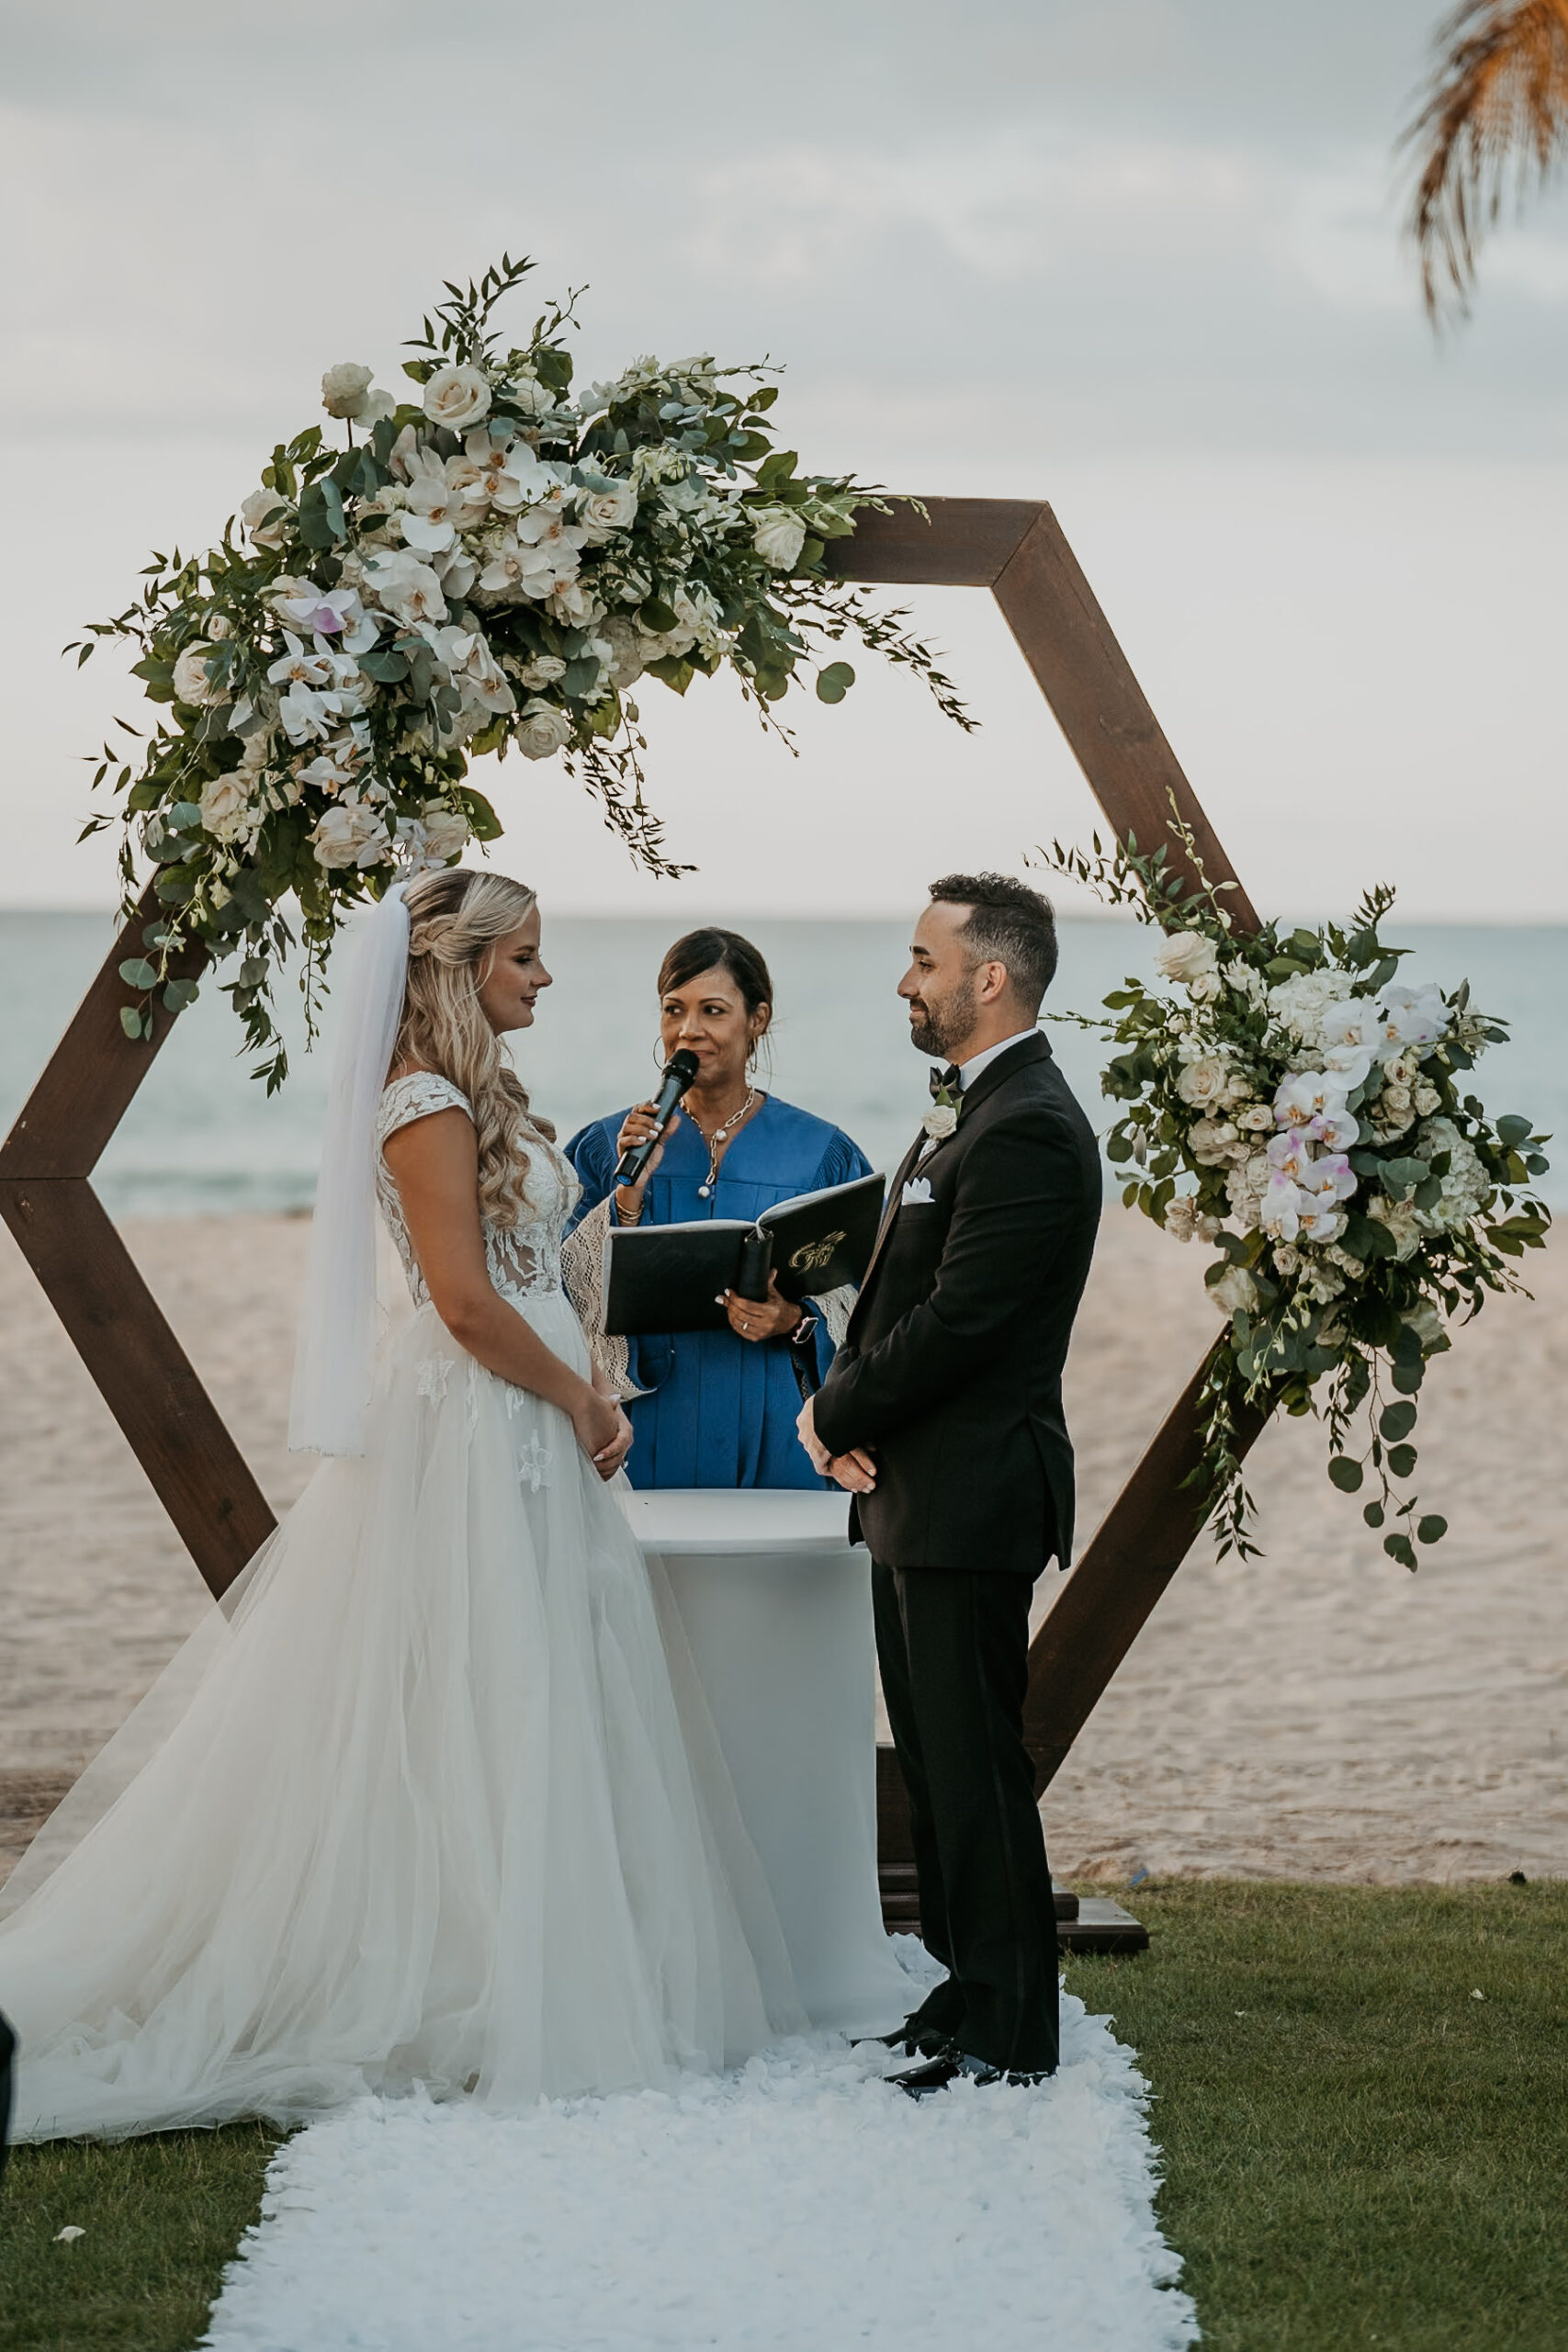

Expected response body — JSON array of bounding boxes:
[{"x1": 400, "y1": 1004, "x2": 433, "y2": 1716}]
[{"x1": 5, "y1": 0, "x2": 1566, "y2": 921}]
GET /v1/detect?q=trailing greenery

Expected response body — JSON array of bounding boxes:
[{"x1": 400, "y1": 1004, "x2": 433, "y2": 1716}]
[
  {"x1": 0, "y1": 2121, "x2": 277, "y2": 2352},
  {"x1": 1064, "y1": 1878, "x2": 1568, "y2": 2351},
  {"x1": 1036, "y1": 819, "x2": 1551, "y2": 1558}
]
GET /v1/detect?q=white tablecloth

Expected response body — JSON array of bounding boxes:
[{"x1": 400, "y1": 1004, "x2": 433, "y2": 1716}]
[{"x1": 619, "y1": 1489, "x2": 911, "y2": 2036}]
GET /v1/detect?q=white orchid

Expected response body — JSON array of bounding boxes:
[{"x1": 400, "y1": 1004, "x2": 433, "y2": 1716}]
[
  {"x1": 1318, "y1": 1000, "x2": 1381, "y2": 1090},
  {"x1": 432, "y1": 626, "x2": 515, "y2": 716},
  {"x1": 452, "y1": 430, "x2": 559, "y2": 518},
  {"x1": 360, "y1": 549, "x2": 448, "y2": 628},
  {"x1": 276, "y1": 680, "x2": 340, "y2": 744},
  {"x1": 398, "y1": 451, "x2": 479, "y2": 554},
  {"x1": 272, "y1": 582, "x2": 378, "y2": 654},
  {"x1": 1375, "y1": 982, "x2": 1449, "y2": 1054},
  {"x1": 1272, "y1": 1070, "x2": 1350, "y2": 1129},
  {"x1": 266, "y1": 631, "x2": 333, "y2": 690}
]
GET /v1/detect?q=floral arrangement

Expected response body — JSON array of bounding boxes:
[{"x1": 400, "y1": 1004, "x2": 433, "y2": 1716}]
[
  {"x1": 75, "y1": 254, "x2": 969, "y2": 1087},
  {"x1": 1039, "y1": 820, "x2": 1551, "y2": 1562}
]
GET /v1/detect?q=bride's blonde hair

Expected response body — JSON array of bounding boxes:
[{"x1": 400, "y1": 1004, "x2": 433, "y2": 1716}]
[{"x1": 391, "y1": 868, "x2": 555, "y2": 1231}]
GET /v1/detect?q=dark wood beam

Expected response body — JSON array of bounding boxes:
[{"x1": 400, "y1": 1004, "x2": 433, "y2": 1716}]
[{"x1": 0, "y1": 1176, "x2": 275, "y2": 1598}]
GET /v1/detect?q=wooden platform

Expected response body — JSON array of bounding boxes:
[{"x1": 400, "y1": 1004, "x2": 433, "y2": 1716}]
[{"x1": 874, "y1": 1744, "x2": 1149, "y2": 1954}]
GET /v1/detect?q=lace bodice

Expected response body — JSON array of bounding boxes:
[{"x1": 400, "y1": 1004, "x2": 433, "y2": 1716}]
[{"x1": 376, "y1": 1072, "x2": 581, "y2": 1313}]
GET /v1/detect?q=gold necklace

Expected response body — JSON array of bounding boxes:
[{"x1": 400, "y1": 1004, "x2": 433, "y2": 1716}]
[{"x1": 694, "y1": 1088, "x2": 758, "y2": 1198}]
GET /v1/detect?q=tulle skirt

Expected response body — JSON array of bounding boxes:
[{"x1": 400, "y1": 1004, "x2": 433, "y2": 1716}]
[{"x1": 0, "y1": 1291, "x2": 803, "y2": 2142}]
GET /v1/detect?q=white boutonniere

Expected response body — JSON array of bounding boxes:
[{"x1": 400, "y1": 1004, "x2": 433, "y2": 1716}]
[{"x1": 922, "y1": 1082, "x2": 960, "y2": 1142}]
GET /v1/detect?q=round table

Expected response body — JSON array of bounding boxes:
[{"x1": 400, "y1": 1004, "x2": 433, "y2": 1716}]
[{"x1": 618, "y1": 1488, "x2": 912, "y2": 2036}]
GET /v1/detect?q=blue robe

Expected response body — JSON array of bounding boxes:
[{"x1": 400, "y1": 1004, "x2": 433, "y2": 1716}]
[{"x1": 566, "y1": 1096, "x2": 873, "y2": 1490}]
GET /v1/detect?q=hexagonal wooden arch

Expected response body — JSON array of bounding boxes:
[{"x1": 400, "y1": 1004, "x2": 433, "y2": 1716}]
[{"x1": 0, "y1": 499, "x2": 1271, "y2": 1825}]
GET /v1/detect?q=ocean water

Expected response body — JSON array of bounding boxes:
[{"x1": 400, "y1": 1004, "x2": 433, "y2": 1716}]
[{"x1": 5, "y1": 913, "x2": 1563, "y2": 1217}]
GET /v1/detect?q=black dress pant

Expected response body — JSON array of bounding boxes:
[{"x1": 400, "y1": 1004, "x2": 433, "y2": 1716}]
[{"x1": 874, "y1": 1560, "x2": 1058, "y2": 2076}]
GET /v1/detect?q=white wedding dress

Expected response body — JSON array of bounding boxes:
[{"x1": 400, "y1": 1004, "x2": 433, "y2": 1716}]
[{"x1": 0, "y1": 1072, "x2": 802, "y2": 2142}]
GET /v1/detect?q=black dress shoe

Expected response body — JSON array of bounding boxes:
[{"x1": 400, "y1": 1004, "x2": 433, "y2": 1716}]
[
  {"x1": 852, "y1": 2023, "x2": 953, "y2": 2059},
  {"x1": 888, "y1": 2049, "x2": 1056, "y2": 2098},
  {"x1": 886, "y1": 2049, "x2": 964, "y2": 2098}
]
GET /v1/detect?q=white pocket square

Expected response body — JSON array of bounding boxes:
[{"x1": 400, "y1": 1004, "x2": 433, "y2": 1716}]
[{"x1": 901, "y1": 1177, "x2": 934, "y2": 1206}]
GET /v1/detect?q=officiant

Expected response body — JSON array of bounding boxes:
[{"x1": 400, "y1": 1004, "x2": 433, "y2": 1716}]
[{"x1": 566, "y1": 929, "x2": 871, "y2": 1488}]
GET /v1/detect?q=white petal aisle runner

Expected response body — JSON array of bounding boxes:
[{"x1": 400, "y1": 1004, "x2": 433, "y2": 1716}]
[{"x1": 203, "y1": 1992, "x2": 1197, "y2": 2352}]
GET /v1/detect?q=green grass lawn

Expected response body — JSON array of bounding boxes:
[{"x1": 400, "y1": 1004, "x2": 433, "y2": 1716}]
[
  {"x1": 2, "y1": 1882, "x2": 1562, "y2": 2349},
  {"x1": 0, "y1": 2124, "x2": 276, "y2": 2352},
  {"x1": 1064, "y1": 1879, "x2": 1568, "y2": 2352}
]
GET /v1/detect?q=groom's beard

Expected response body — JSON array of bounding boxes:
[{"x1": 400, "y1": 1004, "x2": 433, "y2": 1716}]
[{"x1": 908, "y1": 989, "x2": 970, "y2": 1062}]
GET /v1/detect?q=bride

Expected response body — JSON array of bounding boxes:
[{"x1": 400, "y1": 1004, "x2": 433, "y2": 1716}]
[{"x1": 0, "y1": 867, "x2": 801, "y2": 2141}]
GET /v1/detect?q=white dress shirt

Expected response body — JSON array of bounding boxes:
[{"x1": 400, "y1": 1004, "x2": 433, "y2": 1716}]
[{"x1": 953, "y1": 1027, "x2": 1040, "y2": 1091}]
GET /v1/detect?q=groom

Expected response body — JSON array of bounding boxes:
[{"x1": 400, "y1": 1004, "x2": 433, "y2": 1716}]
[{"x1": 800, "y1": 873, "x2": 1100, "y2": 2092}]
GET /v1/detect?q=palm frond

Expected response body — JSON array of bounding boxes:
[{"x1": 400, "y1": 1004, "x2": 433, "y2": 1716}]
[{"x1": 1400, "y1": 0, "x2": 1568, "y2": 324}]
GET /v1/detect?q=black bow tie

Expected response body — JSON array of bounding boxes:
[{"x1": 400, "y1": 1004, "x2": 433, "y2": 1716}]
[{"x1": 929, "y1": 1064, "x2": 962, "y2": 1100}]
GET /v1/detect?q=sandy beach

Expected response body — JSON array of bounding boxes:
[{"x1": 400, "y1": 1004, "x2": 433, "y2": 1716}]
[{"x1": 2, "y1": 1206, "x2": 1562, "y2": 1889}]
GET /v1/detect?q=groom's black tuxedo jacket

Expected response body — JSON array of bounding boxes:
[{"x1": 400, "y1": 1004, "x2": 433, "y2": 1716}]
[{"x1": 814, "y1": 1034, "x2": 1100, "y2": 1577}]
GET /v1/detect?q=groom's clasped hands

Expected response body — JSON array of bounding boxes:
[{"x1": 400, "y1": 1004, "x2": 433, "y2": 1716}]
[{"x1": 796, "y1": 1395, "x2": 876, "y2": 1493}]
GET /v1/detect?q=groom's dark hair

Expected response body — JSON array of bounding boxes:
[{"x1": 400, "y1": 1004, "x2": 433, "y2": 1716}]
[{"x1": 928, "y1": 872, "x2": 1058, "y2": 1012}]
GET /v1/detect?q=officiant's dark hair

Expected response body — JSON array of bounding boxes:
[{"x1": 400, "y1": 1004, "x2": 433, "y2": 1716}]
[
  {"x1": 657, "y1": 929, "x2": 774, "y2": 1034},
  {"x1": 929, "y1": 872, "x2": 1058, "y2": 1011}
]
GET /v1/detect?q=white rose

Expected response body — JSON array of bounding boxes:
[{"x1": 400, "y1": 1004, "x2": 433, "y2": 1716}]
[
  {"x1": 241, "y1": 488, "x2": 293, "y2": 549},
  {"x1": 1189, "y1": 1116, "x2": 1245, "y2": 1167},
  {"x1": 206, "y1": 613, "x2": 232, "y2": 641},
  {"x1": 1272, "y1": 1243, "x2": 1301, "y2": 1277},
  {"x1": 1154, "y1": 930, "x2": 1220, "y2": 990},
  {"x1": 508, "y1": 374, "x2": 555, "y2": 422},
  {"x1": 577, "y1": 478, "x2": 639, "y2": 542},
  {"x1": 1175, "y1": 1056, "x2": 1231, "y2": 1110},
  {"x1": 321, "y1": 361, "x2": 375, "y2": 419},
  {"x1": 922, "y1": 1103, "x2": 959, "y2": 1141},
  {"x1": 1213, "y1": 1264, "x2": 1259, "y2": 1317},
  {"x1": 423, "y1": 364, "x2": 492, "y2": 430},
  {"x1": 513, "y1": 698, "x2": 573, "y2": 761},
  {"x1": 597, "y1": 616, "x2": 644, "y2": 689},
  {"x1": 310, "y1": 796, "x2": 389, "y2": 871},
  {"x1": 751, "y1": 507, "x2": 807, "y2": 570},
  {"x1": 173, "y1": 643, "x2": 220, "y2": 705},
  {"x1": 1413, "y1": 1082, "x2": 1440, "y2": 1116},
  {"x1": 198, "y1": 771, "x2": 250, "y2": 842},
  {"x1": 1238, "y1": 1102, "x2": 1275, "y2": 1132},
  {"x1": 1382, "y1": 1053, "x2": 1419, "y2": 1090}
]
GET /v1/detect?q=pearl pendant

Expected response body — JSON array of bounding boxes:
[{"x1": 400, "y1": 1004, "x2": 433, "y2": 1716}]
[{"x1": 698, "y1": 1183, "x2": 711, "y2": 1198}]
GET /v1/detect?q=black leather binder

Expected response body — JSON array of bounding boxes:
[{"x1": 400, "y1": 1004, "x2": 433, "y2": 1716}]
[{"x1": 602, "y1": 1171, "x2": 885, "y2": 1336}]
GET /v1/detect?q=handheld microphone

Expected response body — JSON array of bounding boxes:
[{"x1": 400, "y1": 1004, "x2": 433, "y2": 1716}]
[{"x1": 615, "y1": 1048, "x2": 701, "y2": 1187}]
